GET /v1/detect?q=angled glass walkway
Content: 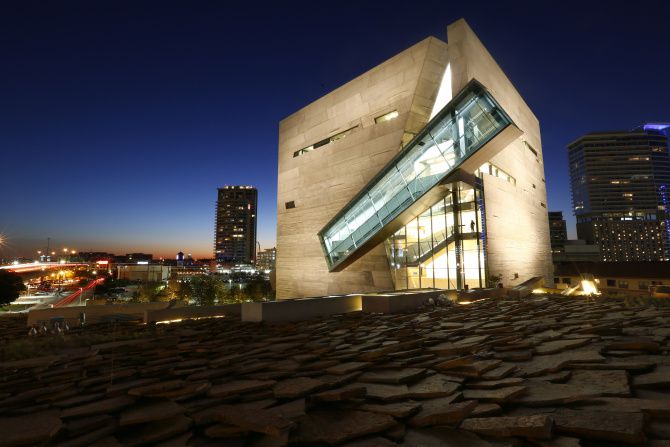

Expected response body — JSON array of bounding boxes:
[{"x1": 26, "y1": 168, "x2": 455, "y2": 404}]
[{"x1": 318, "y1": 80, "x2": 515, "y2": 271}]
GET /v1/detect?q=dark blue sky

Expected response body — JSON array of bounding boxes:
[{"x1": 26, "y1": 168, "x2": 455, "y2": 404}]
[{"x1": 2, "y1": 0, "x2": 669, "y2": 258}]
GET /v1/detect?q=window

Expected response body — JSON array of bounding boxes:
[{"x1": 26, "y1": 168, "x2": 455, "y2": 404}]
[
  {"x1": 639, "y1": 281, "x2": 649, "y2": 290},
  {"x1": 524, "y1": 141, "x2": 538, "y2": 156},
  {"x1": 618, "y1": 280, "x2": 629, "y2": 289},
  {"x1": 475, "y1": 162, "x2": 516, "y2": 185},
  {"x1": 553, "y1": 277, "x2": 560, "y2": 284},
  {"x1": 606, "y1": 279, "x2": 616, "y2": 287},
  {"x1": 375, "y1": 110, "x2": 399, "y2": 124},
  {"x1": 293, "y1": 126, "x2": 358, "y2": 158},
  {"x1": 285, "y1": 201, "x2": 295, "y2": 209},
  {"x1": 562, "y1": 277, "x2": 571, "y2": 284}
]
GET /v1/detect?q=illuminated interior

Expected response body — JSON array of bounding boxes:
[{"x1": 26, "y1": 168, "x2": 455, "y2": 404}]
[{"x1": 384, "y1": 181, "x2": 487, "y2": 290}]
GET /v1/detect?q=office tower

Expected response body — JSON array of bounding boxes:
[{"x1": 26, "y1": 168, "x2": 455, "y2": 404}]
[
  {"x1": 256, "y1": 247, "x2": 277, "y2": 272},
  {"x1": 548, "y1": 211, "x2": 568, "y2": 254},
  {"x1": 568, "y1": 124, "x2": 670, "y2": 261},
  {"x1": 215, "y1": 186, "x2": 257, "y2": 265},
  {"x1": 275, "y1": 19, "x2": 552, "y2": 299}
]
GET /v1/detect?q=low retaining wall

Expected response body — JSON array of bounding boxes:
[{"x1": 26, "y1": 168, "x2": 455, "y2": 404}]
[
  {"x1": 26, "y1": 302, "x2": 168, "y2": 327},
  {"x1": 361, "y1": 290, "x2": 449, "y2": 313},
  {"x1": 459, "y1": 287, "x2": 505, "y2": 301},
  {"x1": 145, "y1": 304, "x2": 241, "y2": 323},
  {"x1": 242, "y1": 295, "x2": 362, "y2": 323}
]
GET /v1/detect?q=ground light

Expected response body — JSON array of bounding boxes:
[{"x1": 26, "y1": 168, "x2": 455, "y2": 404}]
[{"x1": 580, "y1": 280, "x2": 599, "y2": 295}]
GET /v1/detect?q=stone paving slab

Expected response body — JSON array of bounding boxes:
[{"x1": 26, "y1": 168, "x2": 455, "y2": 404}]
[
  {"x1": 460, "y1": 414, "x2": 554, "y2": 439},
  {"x1": 552, "y1": 408, "x2": 646, "y2": 444}
]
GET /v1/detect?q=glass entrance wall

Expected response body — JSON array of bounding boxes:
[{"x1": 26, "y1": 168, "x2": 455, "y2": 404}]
[
  {"x1": 385, "y1": 181, "x2": 487, "y2": 290},
  {"x1": 319, "y1": 81, "x2": 512, "y2": 270}
]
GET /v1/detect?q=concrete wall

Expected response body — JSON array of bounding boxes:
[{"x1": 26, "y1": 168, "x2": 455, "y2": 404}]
[
  {"x1": 27, "y1": 302, "x2": 168, "y2": 327},
  {"x1": 145, "y1": 304, "x2": 241, "y2": 323},
  {"x1": 447, "y1": 19, "x2": 553, "y2": 287},
  {"x1": 361, "y1": 290, "x2": 445, "y2": 314},
  {"x1": 242, "y1": 296, "x2": 362, "y2": 322},
  {"x1": 276, "y1": 37, "x2": 450, "y2": 299}
]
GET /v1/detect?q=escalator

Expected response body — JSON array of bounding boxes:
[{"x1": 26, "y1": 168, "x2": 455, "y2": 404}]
[{"x1": 319, "y1": 79, "x2": 521, "y2": 272}]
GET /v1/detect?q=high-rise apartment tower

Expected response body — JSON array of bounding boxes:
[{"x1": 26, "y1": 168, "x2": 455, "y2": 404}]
[
  {"x1": 548, "y1": 211, "x2": 568, "y2": 254},
  {"x1": 215, "y1": 186, "x2": 257, "y2": 265},
  {"x1": 568, "y1": 124, "x2": 670, "y2": 261}
]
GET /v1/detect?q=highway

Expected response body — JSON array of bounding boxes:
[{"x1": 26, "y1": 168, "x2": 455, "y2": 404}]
[
  {"x1": 0, "y1": 262, "x2": 89, "y2": 274},
  {"x1": 52, "y1": 278, "x2": 105, "y2": 307}
]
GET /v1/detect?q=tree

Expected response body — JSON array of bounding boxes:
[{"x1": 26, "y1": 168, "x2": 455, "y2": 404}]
[
  {"x1": 0, "y1": 270, "x2": 27, "y2": 305},
  {"x1": 136, "y1": 281, "x2": 168, "y2": 302},
  {"x1": 244, "y1": 277, "x2": 272, "y2": 302},
  {"x1": 191, "y1": 276, "x2": 222, "y2": 306},
  {"x1": 170, "y1": 279, "x2": 193, "y2": 304}
]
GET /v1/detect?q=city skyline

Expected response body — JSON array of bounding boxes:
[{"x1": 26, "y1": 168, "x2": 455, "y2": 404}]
[{"x1": 2, "y1": 1, "x2": 669, "y2": 259}]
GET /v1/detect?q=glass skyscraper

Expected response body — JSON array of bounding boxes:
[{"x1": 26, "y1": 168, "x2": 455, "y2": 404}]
[{"x1": 568, "y1": 124, "x2": 670, "y2": 261}]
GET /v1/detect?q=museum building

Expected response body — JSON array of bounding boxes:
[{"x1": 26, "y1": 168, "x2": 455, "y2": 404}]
[{"x1": 276, "y1": 19, "x2": 552, "y2": 299}]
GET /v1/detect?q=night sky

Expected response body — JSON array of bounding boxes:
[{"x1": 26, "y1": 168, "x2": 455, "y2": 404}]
[{"x1": 2, "y1": 1, "x2": 669, "y2": 259}]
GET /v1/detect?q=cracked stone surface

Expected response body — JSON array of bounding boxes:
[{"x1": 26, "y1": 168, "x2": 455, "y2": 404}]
[{"x1": 0, "y1": 295, "x2": 668, "y2": 446}]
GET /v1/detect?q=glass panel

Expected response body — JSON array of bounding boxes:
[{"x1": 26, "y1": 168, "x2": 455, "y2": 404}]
[
  {"x1": 431, "y1": 247, "x2": 451, "y2": 289},
  {"x1": 431, "y1": 199, "x2": 448, "y2": 248},
  {"x1": 418, "y1": 209, "x2": 433, "y2": 258},
  {"x1": 462, "y1": 239, "x2": 482, "y2": 289},
  {"x1": 345, "y1": 197, "x2": 381, "y2": 247},
  {"x1": 446, "y1": 241, "x2": 458, "y2": 288},
  {"x1": 407, "y1": 267, "x2": 421, "y2": 289},
  {"x1": 405, "y1": 218, "x2": 420, "y2": 264},
  {"x1": 319, "y1": 82, "x2": 511, "y2": 268},
  {"x1": 392, "y1": 227, "x2": 406, "y2": 268},
  {"x1": 420, "y1": 266, "x2": 433, "y2": 289}
]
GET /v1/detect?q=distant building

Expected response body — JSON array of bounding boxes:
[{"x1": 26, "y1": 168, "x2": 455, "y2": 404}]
[
  {"x1": 568, "y1": 124, "x2": 670, "y2": 261},
  {"x1": 170, "y1": 265, "x2": 208, "y2": 279},
  {"x1": 176, "y1": 251, "x2": 184, "y2": 267},
  {"x1": 117, "y1": 264, "x2": 170, "y2": 282},
  {"x1": 553, "y1": 240, "x2": 601, "y2": 263},
  {"x1": 554, "y1": 261, "x2": 670, "y2": 296},
  {"x1": 256, "y1": 247, "x2": 276, "y2": 272},
  {"x1": 548, "y1": 211, "x2": 568, "y2": 254},
  {"x1": 118, "y1": 253, "x2": 153, "y2": 263},
  {"x1": 215, "y1": 186, "x2": 258, "y2": 265},
  {"x1": 77, "y1": 252, "x2": 116, "y2": 262}
]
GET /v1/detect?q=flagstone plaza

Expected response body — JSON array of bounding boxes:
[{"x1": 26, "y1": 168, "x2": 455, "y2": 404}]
[{"x1": 1, "y1": 296, "x2": 669, "y2": 446}]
